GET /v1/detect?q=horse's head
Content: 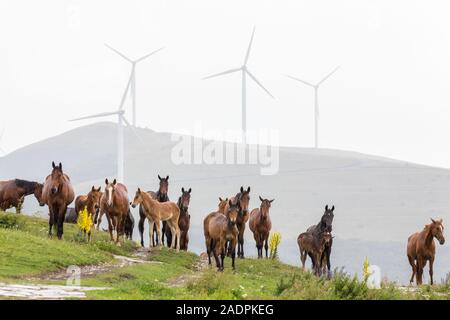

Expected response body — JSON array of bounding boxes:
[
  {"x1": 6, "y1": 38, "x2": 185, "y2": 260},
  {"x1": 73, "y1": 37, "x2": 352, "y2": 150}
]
[
  {"x1": 218, "y1": 197, "x2": 228, "y2": 213},
  {"x1": 429, "y1": 218, "x2": 445, "y2": 245},
  {"x1": 130, "y1": 188, "x2": 144, "y2": 208},
  {"x1": 179, "y1": 187, "x2": 191, "y2": 212},
  {"x1": 88, "y1": 186, "x2": 102, "y2": 210},
  {"x1": 226, "y1": 199, "x2": 239, "y2": 225},
  {"x1": 259, "y1": 196, "x2": 274, "y2": 218},
  {"x1": 321, "y1": 205, "x2": 335, "y2": 232},
  {"x1": 49, "y1": 162, "x2": 64, "y2": 195},
  {"x1": 104, "y1": 178, "x2": 117, "y2": 207},
  {"x1": 158, "y1": 175, "x2": 169, "y2": 197},
  {"x1": 236, "y1": 186, "x2": 251, "y2": 214},
  {"x1": 34, "y1": 183, "x2": 45, "y2": 206}
]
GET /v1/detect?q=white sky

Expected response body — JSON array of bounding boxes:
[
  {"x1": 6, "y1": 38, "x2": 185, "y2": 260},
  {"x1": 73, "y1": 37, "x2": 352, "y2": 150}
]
[{"x1": 1, "y1": 0, "x2": 450, "y2": 168}]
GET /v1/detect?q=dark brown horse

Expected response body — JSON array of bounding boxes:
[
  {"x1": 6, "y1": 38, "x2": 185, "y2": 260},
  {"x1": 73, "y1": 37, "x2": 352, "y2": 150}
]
[
  {"x1": 249, "y1": 196, "x2": 274, "y2": 258},
  {"x1": 298, "y1": 231, "x2": 333, "y2": 276},
  {"x1": 407, "y1": 218, "x2": 445, "y2": 285},
  {"x1": 138, "y1": 175, "x2": 170, "y2": 247},
  {"x1": 42, "y1": 162, "x2": 75, "y2": 239},
  {"x1": 100, "y1": 179, "x2": 130, "y2": 244},
  {"x1": 0, "y1": 179, "x2": 44, "y2": 213},
  {"x1": 224, "y1": 186, "x2": 251, "y2": 258},
  {"x1": 306, "y1": 205, "x2": 335, "y2": 277},
  {"x1": 175, "y1": 187, "x2": 191, "y2": 250},
  {"x1": 203, "y1": 200, "x2": 239, "y2": 271},
  {"x1": 74, "y1": 186, "x2": 102, "y2": 241},
  {"x1": 131, "y1": 188, "x2": 180, "y2": 251},
  {"x1": 124, "y1": 209, "x2": 135, "y2": 240}
]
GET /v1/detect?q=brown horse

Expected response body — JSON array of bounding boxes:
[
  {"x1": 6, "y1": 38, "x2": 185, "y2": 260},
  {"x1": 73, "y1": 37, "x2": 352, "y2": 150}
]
[
  {"x1": 0, "y1": 179, "x2": 44, "y2": 213},
  {"x1": 249, "y1": 196, "x2": 274, "y2": 259},
  {"x1": 407, "y1": 218, "x2": 445, "y2": 285},
  {"x1": 203, "y1": 200, "x2": 239, "y2": 271},
  {"x1": 224, "y1": 186, "x2": 251, "y2": 258},
  {"x1": 138, "y1": 175, "x2": 170, "y2": 247},
  {"x1": 42, "y1": 162, "x2": 75, "y2": 239},
  {"x1": 74, "y1": 186, "x2": 102, "y2": 241},
  {"x1": 100, "y1": 179, "x2": 129, "y2": 244},
  {"x1": 176, "y1": 187, "x2": 191, "y2": 251},
  {"x1": 131, "y1": 188, "x2": 180, "y2": 251},
  {"x1": 298, "y1": 231, "x2": 333, "y2": 276}
]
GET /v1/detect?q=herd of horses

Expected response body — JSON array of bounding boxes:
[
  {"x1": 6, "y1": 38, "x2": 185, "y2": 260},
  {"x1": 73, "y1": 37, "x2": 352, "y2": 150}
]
[{"x1": 0, "y1": 161, "x2": 447, "y2": 285}]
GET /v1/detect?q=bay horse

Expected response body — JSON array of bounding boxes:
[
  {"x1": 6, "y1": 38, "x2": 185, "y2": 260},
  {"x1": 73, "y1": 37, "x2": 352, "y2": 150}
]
[
  {"x1": 138, "y1": 175, "x2": 170, "y2": 247},
  {"x1": 407, "y1": 218, "x2": 445, "y2": 285},
  {"x1": 202, "y1": 197, "x2": 228, "y2": 264},
  {"x1": 298, "y1": 231, "x2": 333, "y2": 276},
  {"x1": 249, "y1": 196, "x2": 274, "y2": 258},
  {"x1": 0, "y1": 179, "x2": 44, "y2": 213},
  {"x1": 74, "y1": 186, "x2": 102, "y2": 240},
  {"x1": 203, "y1": 200, "x2": 239, "y2": 271},
  {"x1": 42, "y1": 162, "x2": 75, "y2": 239},
  {"x1": 175, "y1": 187, "x2": 191, "y2": 250},
  {"x1": 224, "y1": 186, "x2": 251, "y2": 258},
  {"x1": 124, "y1": 209, "x2": 135, "y2": 240},
  {"x1": 100, "y1": 179, "x2": 129, "y2": 244},
  {"x1": 306, "y1": 205, "x2": 335, "y2": 277},
  {"x1": 131, "y1": 188, "x2": 180, "y2": 251}
]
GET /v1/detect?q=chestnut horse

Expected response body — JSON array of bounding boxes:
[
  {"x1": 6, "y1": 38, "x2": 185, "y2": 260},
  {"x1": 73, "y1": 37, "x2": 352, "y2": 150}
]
[
  {"x1": 298, "y1": 231, "x2": 333, "y2": 276},
  {"x1": 131, "y1": 188, "x2": 180, "y2": 251},
  {"x1": 224, "y1": 186, "x2": 251, "y2": 258},
  {"x1": 249, "y1": 196, "x2": 274, "y2": 258},
  {"x1": 138, "y1": 175, "x2": 170, "y2": 247},
  {"x1": 42, "y1": 162, "x2": 75, "y2": 239},
  {"x1": 74, "y1": 186, "x2": 102, "y2": 241},
  {"x1": 0, "y1": 179, "x2": 44, "y2": 213},
  {"x1": 203, "y1": 200, "x2": 239, "y2": 271},
  {"x1": 100, "y1": 179, "x2": 129, "y2": 244},
  {"x1": 175, "y1": 187, "x2": 191, "y2": 250},
  {"x1": 407, "y1": 218, "x2": 445, "y2": 285}
]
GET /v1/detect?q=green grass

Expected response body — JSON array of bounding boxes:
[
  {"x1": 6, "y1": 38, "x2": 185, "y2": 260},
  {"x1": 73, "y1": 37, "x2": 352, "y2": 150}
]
[
  {"x1": 0, "y1": 211, "x2": 137, "y2": 281},
  {"x1": 2, "y1": 211, "x2": 450, "y2": 300}
]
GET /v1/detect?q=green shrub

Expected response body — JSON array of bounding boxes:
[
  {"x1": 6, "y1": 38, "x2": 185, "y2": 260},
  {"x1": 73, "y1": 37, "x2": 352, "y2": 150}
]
[{"x1": 0, "y1": 212, "x2": 25, "y2": 230}]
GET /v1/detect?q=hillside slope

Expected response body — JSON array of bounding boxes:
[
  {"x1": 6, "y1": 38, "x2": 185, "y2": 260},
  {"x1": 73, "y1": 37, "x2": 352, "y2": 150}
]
[{"x1": 1, "y1": 122, "x2": 450, "y2": 283}]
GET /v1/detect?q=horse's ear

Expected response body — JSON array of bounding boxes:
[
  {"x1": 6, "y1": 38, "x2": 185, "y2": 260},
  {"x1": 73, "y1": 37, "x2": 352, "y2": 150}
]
[
  {"x1": 431, "y1": 218, "x2": 436, "y2": 224},
  {"x1": 113, "y1": 179, "x2": 117, "y2": 185},
  {"x1": 137, "y1": 188, "x2": 141, "y2": 193},
  {"x1": 59, "y1": 163, "x2": 62, "y2": 170},
  {"x1": 166, "y1": 175, "x2": 169, "y2": 180},
  {"x1": 247, "y1": 187, "x2": 251, "y2": 193},
  {"x1": 92, "y1": 186, "x2": 95, "y2": 192},
  {"x1": 270, "y1": 199, "x2": 275, "y2": 203},
  {"x1": 97, "y1": 186, "x2": 101, "y2": 192},
  {"x1": 259, "y1": 195, "x2": 264, "y2": 202},
  {"x1": 440, "y1": 218, "x2": 443, "y2": 224},
  {"x1": 331, "y1": 205, "x2": 335, "y2": 212},
  {"x1": 188, "y1": 188, "x2": 192, "y2": 194},
  {"x1": 240, "y1": 186, "x2": 244, "y2": 193},
  {"x1": 325, "y1": 205, "x2": 329, "y2": 211},
  {"x1": 105, "y1": 178, "x2": 109, "y2": 185},
  {"x1": 182, "y1": 187, "x2": 185, "y2": 193},
  {"x1": 52, "y1": 161, "x2": 56, "y2": 169},
  {"x1": 219, "y1": 197, "x2": 223, "y2": 202},
  {"x1": 158, "y1": 175, "x2": 162, "y2": 181}
]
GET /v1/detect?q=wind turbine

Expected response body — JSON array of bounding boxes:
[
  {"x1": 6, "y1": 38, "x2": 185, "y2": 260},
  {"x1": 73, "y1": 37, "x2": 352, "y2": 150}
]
[
  {"x1": 70, "y1": 70, "x2": 142, "y2": 182},
  {"x1": 286, "y1": 66, "x2": 340, "y2": 148},
  {"x1": 105, "y1": 43, "x2": 164, "y2": 127},
  {"x1": 203, "y1": 27, "x2": 274, "y2": 144}
]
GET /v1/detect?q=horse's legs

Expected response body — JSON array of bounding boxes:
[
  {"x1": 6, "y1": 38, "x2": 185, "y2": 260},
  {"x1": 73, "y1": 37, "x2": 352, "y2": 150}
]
[
  {"x1": 156, "y1": 220, "x2": 162, "y2": 248},
  {"x1": 300, "y1": 250, "x2": 307, "y2": 271},
  {"x1": 429, "y1": 257, "x2": 434, "y2": 285},
  {"x1": 56, "y1": 205, "x2": 67, "y2": 240},
  {"x1": 148, "y1": 220, "x2": 155, "y2": 248},
  {"x1": 16, "y1": 196, "x2": 24, "y2": 214},
  {"x1": 264, "y1": 235, "x2": 269, "y2": 259},
  {"x1": 407, "y1": 255, "x2": 417, "y2": 284},
  {"x1": 48, "y1": 207, "x2": 55, "y2": 238},
  {"x1": 175, "y1": 225, "x2": 181, "y2": 252},
  {"x1": 238, "y1": 225, "x2": 245, "y2": 259},
  {"x1": 138, "y1": 210, "x2": 146, "y2": 247},
  {"x1": 105, "y1": 214, "x2": 114, "y2": 242},
  {"x1": 230, "y1": 237, "x2": 237, "y2": 270},
  {"x1": 206, "y1": 237, "x2": 212, "y2": 265},
  {"x1": 212, "y1": 240, "x2": 221, "y2": 271},
  {"x1": 416, "y1": 257, "x2": 424, "y2": 285},
  {"x1": 161, "y1": 221, "x2": 167, "y2": 246}
]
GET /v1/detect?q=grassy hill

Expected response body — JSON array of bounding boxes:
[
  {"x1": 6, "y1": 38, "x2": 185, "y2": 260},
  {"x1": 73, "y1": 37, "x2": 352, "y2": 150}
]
[{"x1": 1, "y1": 211, "x2": 450, "y2": 300}]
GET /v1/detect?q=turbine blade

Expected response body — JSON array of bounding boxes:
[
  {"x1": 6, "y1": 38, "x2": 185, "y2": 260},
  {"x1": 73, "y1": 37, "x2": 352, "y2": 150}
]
[
  {"x1": 317, "y1": 66, "x2": 340, "y2": 86},
  {"x1": 285, "y1": 74, "x2": 315, "y2": 88},
  {"x1": 135, "y1": 47, "x2": 165, "y2": 63},
  {"x1": 202, "y1": 67, "x2": 241, "y2": 80},
  {"x1": 104, "y1": 43, "x2": 132, "y2": 63},
  {"x1": 246, "y1": 69, "x2": 274, "y2": 99},
  {"x1": 118, "y1": 70, "x2": 133, "y2": 111},
  {"x1": 243, "y1": 26, "x2": 256, "y2": 65},
  {"x1": 69, "y1": 111, "x2": 121, "y2": 122},
  {"x1": 121, "y1": 115, "x2": 146, "y2": 145}
]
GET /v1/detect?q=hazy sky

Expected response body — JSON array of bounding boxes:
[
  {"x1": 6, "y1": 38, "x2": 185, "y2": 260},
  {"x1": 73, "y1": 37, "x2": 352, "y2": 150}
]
[{"x1": 1, "y1": 1, "x2": 450, "y2": 168}]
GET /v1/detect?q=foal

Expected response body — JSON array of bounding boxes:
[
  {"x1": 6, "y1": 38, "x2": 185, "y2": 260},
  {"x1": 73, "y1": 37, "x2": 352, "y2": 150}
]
[
  {"x1": 407, "y1": 218, "x2": 445, "y2": 285},
  {"x1": 177, "y1": 187, "x2": 192, "y2": 251},
  {"x1": 131, "y1": 188, "x2": 180, "y2": 251},
  {"x1": 298, "y1": 231, "x2": 333, "y2": 276},
  {"x1": 249, "y1": 196, "x2": 274, "y2": 258}
]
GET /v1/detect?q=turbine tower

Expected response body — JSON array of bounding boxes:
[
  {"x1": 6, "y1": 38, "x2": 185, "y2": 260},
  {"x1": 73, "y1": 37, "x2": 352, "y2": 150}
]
[
  {"x1": 203, "y1": 27, "x2": 274, "y2": 144},
  {"x1": 70, "y1": 71, "x2": 141, "y2": 182},
  {"x1": 105, "y1": 44, "x2": 164, "y2": 127},
  {"x1": 286, "y1": 66, "x2": 340, "y2": 148}
]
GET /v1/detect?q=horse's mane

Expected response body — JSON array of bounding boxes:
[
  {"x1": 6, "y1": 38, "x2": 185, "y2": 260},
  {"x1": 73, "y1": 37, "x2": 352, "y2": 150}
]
[{"x1": 14, "y1": 179, "x2": 38, "y2": 194}]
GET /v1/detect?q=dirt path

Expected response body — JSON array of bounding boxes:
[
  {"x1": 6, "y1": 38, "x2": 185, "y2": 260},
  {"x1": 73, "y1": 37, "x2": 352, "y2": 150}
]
[{"x1": 166, "y1": 253, "x2": 209, "y2": 288}]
